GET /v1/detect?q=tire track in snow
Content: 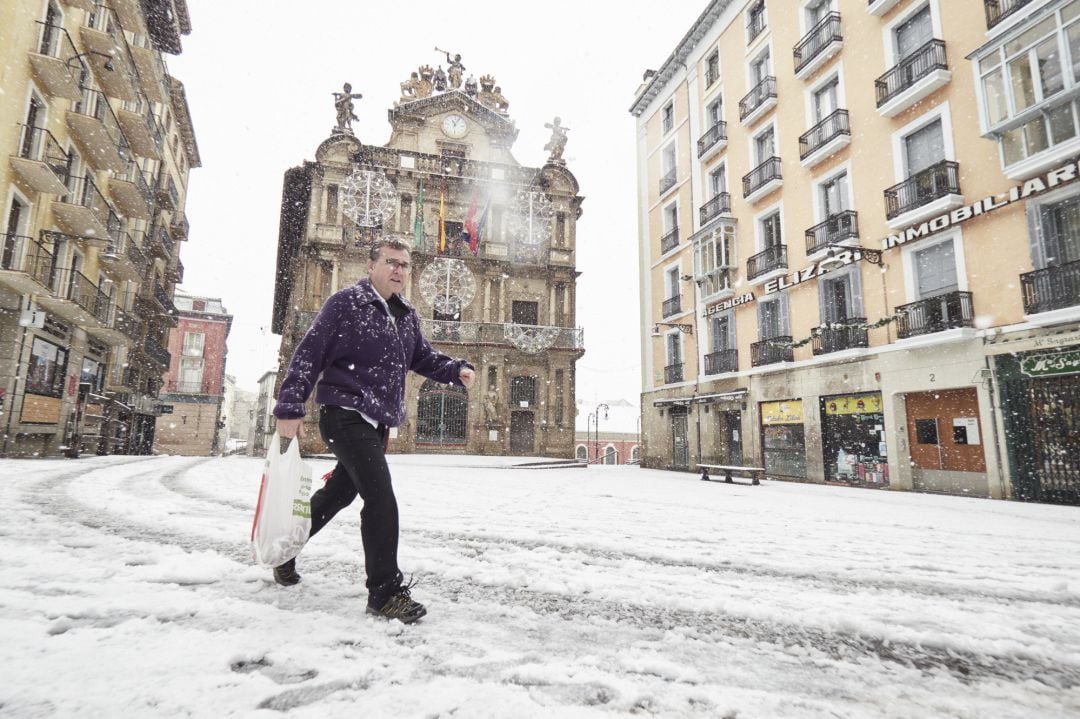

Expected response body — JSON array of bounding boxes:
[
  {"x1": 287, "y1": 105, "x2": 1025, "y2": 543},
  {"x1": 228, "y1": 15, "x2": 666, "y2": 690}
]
[{"x1": 408, "y1": 528, "x2": 1080, "y2": 611}]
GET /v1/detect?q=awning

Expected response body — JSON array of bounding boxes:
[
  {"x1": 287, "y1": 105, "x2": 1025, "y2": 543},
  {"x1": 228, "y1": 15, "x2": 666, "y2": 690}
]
[{"x1": 652, "y1": 389, "x2": 747, "y2": 407}]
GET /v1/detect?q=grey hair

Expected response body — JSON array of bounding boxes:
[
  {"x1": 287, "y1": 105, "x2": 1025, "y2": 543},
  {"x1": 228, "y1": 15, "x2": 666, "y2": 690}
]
[{"x1": 369, "y1": 237, "x2": 412, "y2": 261}]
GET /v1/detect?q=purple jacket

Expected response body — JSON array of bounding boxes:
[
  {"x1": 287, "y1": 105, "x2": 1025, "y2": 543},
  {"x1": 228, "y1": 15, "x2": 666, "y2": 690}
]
[{"x1": 273, "y1": 279, "x2": 472, "y2": 427}]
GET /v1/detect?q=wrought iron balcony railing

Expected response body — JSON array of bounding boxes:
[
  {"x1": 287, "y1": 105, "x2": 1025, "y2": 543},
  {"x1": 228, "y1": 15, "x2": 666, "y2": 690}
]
[
  {"x1": 794, "y1": 12, "x2": 842, "y2": 75},
  {"x1": 798, "y1": 109, "x2": 850, "y2": 160},
  {"x1": 699, "y1": 192, "x2": 731, "y2": 226},
  {"x1": 805, "y1": 211, "x2": 859, "y2": 255},
  {"x1": 1020, "y1": 259, "x2": 1080, "y2": 315},
  {"x1": 1, "y1": 234, "x2": 54, "y2": 290},
  {"x1": 60, "y1": 174, "x2": 112, "y2": 228},
  {"x1": 812, "y1": 321, "x2": 869, "y2": 355},
  {"x1": 664, "y1": 362, "x2": 684, "y2": 384},
  {"x1": 662, "y1": 294, "x2": 682, "y2": 318},
  {"x1": 661, "y1": 226, "x2": 679, "y2": 254},
  {"x1": 165, "y1": 379, "x2": 214, "y2": 394},
  {"x1": 697, "y1": 121, "x2": 727, "y2": 157},
  {"x1": 884, "y1": 160, "x2": 960, "y2": 219},
  {"x1": 747, "y1": 2, "x2": 767, "y2": 42},
  {"x1": 875, "y1": 39, "x2": 948, "y2": 107},
  {"x1": 15, "y1": 124, "x2": 70, "y2": 176},
  {"x1": 751, "y1": 337, "x2": 793, "y2": 366},
  {"x1": 895, "y1": 291, "x2": 974, "y2": 339},
  {"x1": 154, "y1": 283, "x2": 178, "y2": 317},
  {"x1": 143, "y1": 335, "x2": 171, "y2": 367},
  {"x1": 743, "y1": 156, "x2": 782, "y2": 198},
  {"x1": 72, "y1": 86, "x2": 129, "y2": 158},
  {"x1": 739, "y1": 76, "x2": 777, "y2": 121},
  {"x1": 659, "y1": 168, "x2": 678, "y2": 195},
  {"x1": 985, "y1": 0, "x2": 1035, "y2": 29},
  {"x1": 705, "y1": 349, "x2": 738, "y2": 375},
  {"x1": 747, "y1": 244, "x2": 787, "y2": 280}
]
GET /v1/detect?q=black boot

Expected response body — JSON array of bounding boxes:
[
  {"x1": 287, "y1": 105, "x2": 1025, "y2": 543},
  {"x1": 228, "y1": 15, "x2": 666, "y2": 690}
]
[
  {"x1": 273, "y1": 558, "x2": 301, "y2": 586},
  {"x1": 367, "y1": 574, "x2": 426, "y2": 624}
]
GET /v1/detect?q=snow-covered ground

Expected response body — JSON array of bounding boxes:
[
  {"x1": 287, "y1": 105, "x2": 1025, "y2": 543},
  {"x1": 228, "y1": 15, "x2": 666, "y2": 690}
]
[{"x1": 1, "y1": 454, "x2": 1078, "y2": 718}]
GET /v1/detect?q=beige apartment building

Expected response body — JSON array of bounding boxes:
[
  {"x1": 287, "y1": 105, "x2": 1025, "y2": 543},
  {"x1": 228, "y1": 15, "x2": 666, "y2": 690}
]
[
  {"x1": 632, "y1": 0, "x2": 1079, "y2": 504},
  {"x1": 272, "y1": 59, "x2": 585, "y2": 458},
  {"x1": 0, "y1": 0, "x2": 197, "y2": 457}
]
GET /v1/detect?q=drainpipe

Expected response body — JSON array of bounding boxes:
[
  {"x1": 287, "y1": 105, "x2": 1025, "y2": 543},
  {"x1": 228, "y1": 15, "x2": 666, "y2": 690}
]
[{"x1": 2, "y1": 295, "x2": 33, "y2": 457}]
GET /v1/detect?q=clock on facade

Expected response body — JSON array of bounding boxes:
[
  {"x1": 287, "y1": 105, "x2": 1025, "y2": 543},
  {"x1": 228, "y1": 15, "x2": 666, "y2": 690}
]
[{"x1": 441, "y1": 114, "x2": 468, "y2": 138}]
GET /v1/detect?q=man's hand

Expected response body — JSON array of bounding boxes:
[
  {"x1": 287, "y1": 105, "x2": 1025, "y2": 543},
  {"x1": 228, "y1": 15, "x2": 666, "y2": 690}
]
[
  {"x1": 459, "y1": 367, "x2": 475, "y2": 389},
  {"x1": 276, "y1": 418, "x2": 305, "y2": 439}
]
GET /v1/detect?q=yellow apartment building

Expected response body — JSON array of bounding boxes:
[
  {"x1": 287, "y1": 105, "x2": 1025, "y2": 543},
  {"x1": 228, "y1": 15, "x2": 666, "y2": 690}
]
[
  {"x1": 632, "y1": 0, "x2": 1078, "y2": 504},
  {"x1": 0, "y1": 0, "x2": 197, "y2": 457}
]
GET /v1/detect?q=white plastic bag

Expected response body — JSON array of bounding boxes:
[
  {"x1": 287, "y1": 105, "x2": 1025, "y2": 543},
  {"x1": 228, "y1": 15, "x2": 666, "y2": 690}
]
[{"x1": 250, "y1": 432, "x2": 312, "y2": 568}]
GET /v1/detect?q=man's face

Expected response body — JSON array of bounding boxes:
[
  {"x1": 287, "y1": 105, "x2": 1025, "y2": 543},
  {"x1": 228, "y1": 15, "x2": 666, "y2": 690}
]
[{"x1": 368, "y1": 247, "x2": 411, "y2": 299}]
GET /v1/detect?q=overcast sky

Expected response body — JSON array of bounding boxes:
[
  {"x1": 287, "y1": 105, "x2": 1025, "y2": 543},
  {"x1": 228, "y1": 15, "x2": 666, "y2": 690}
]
[{"x1": 168, "y1": 1, "x2": 705, "y2": 404}]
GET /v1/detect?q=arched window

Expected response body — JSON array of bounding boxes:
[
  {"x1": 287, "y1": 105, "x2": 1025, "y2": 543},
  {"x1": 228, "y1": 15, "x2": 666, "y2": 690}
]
[
  {"x1": 576, "y1": 444, "x2": 588, "y2": 462},
  {"x1": 631, "y1": 445, "x2": 641, "y2": 463},
  {"x1": 416, "y1": 379, "x2": 468, "y2": 446},
  {"x1": 604, "y1": 445, "x2": 617, "y2": 465}
]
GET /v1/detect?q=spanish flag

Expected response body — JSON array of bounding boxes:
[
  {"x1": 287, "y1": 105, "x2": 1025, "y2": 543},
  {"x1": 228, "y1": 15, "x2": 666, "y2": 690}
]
[{"x1": 438, "y1": 185, "x2": 446, "y2": 254}]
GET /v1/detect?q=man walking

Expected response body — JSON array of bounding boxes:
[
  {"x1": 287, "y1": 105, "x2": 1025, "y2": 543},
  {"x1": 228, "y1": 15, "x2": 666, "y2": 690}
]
[{"x1": 272, "y1": 238, "x2": 475, "y2": 623}]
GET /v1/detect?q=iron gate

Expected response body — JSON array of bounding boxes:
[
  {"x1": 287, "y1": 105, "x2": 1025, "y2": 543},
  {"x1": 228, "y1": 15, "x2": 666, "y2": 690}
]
[
  {"x1": 671, "y1": 407, "x2": 689, "y2": 469},
  {"x1": 416, "y1": 379, "x2": 468, "y2": 446},
  {"x1": 1003, "y1": 374, "x2": 1079, "y2": 505}
]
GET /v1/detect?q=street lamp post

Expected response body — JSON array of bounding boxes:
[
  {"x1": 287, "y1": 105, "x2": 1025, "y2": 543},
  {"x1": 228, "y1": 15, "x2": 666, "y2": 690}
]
[{"x1": 593, "y1": 403, "x2": 609, "y2": 463}]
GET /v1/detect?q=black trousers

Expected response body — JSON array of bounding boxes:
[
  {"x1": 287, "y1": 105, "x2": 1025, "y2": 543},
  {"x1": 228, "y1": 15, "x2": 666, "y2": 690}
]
[{"x1": 309, "y1": 405, "x2": 400, "y2": 595}]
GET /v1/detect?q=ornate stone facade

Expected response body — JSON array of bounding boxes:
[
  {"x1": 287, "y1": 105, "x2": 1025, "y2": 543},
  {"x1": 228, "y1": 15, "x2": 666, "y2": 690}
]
[{"x1": 272, "y1": 68, "x2": 584, "y2": 457}]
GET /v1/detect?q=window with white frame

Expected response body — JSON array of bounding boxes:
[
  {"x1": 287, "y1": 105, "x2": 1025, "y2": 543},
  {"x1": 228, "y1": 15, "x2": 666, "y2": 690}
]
[
  {"x1": 662, "y1": 144, "x2": 677, "y2": 176},
  {"x1": 695, "y1": 224, "x2": 735, "y2": 297},
  {"x1": 913, "y1": 239, "x2": 959, "y2": 298},
  {"x1": 819, "y1": 267, "x2": 862, "y2": 323},
  {"x1": 813, "y1": 76, "x2": 840, "y2": 122},
  {"x1": 182, "y1": 331, "x2": 205, "y2": 357},
  {"x1": 663, "y1": 202, "x2": 678, "y2": 233},
  {"x1": 179, "y1": 356, "x2": 204, "y2": 391},
  {"x1": 1035, "y1": 193, "x2": 1080, "y2": 268},
  {"x1": 707, "y1": 98, "x2": 723, "y2": 128},
  {"x1": 757, "y1": 295, "x2": 789, "y2": 339},
  {"x1": 806, "y1": 0, "x2": 832, "y2": 28},
  {"x1": 748, "y1": 0, "x2": 767, "y2": 42},
  {"x1": 706, "y1": 51, "x2": 720, "y2": 87},
  {"x1": 903, "y1": 118, "x2": 945, "y2": 176},
  {"x1": 978, "y1": 4, "x2": 1080, "y2": 166},
  {"x1": 710, "y1": 164, "x2": 727, "y2": 197},
  {"x1": 665, "y1": 266, "x2": 680, "y2": 300},
  {"x1": 3, "y1": 195, "x2": 29, "y2": 271},
  {"x1": 820, "y1": 171, "x2": 849, "y2": 217},
  {"x1": 662, "y1": 101, "x2": 675, "y2": 134},
  {"x1": 750, "y1": 47, "x2": 771, "y2": 85},
  {"x1": 760, "y1": 210, "x2": 782, "y2": 249},
  {"x1": 711, "y1": 312, "x2": 736, "y2": 351},
  {"x1": 894, "y1": 4, "x2": 933, "y2": 60},
  {"x1": 666, "y1": 331, "x2": 683, "y2": 367},
  {"x1": 754, "y1": 126, "x2": 775, "y2": 164}
]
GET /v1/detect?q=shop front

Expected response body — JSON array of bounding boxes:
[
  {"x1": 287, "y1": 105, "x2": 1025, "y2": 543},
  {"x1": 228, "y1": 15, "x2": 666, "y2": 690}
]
[
  {"x1": 904, "y1": 387, "x2": 986, "y2": 495},
  {"x1": 996, "y1": 347, "x2": 1080, "y2": 505},
  {"x1": 820, "y1": 392, "x2": 889, "y2": 487},
  {"x1": 759, "y1": 399, "x2": 805, "y2": 479}
]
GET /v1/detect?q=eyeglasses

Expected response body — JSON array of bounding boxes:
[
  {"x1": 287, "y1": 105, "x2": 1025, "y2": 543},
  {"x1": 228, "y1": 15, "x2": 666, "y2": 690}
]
[{"x1": 382, "y1": 258, "x2": 412, "y2": 273}]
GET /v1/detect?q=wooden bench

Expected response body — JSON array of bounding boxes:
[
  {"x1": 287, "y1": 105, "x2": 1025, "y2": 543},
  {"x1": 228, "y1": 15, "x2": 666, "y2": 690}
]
[{"x1": 699, "y1": 464, "x2": 765, "y2": 486}]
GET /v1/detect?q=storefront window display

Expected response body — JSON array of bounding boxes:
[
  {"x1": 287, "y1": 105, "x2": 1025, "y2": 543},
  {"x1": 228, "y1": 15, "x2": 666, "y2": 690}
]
[
  {"x1": 820, "y1": 392, "x2": 889, "y2": 486},
  {"x1": 760, "y1": 399, "x2": 806, "y2": 478},
  {"x1": 27, "y1": 337, "x2": 68, "y2": 397}
]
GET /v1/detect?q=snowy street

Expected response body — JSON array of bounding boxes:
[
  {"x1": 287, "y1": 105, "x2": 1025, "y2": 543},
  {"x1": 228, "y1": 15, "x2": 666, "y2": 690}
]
[{"x1": 1, "y1": 455, "x2": 1078, "y2": 718}]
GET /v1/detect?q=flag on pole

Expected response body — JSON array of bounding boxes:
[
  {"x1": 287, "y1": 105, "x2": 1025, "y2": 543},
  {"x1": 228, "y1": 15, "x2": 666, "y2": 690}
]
[
  {"x1": 474, "y1": 199, "x2": 492, "y2": 252},
  {"x1": 463, "y1": 193, "x2": 479, "y2": 255},
  {"x1": 413, "y1": 179, "x2": 424, "y2": 249},
  {"x1": 438, "y1": 184, "x2": 446, "y2": 254}
]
